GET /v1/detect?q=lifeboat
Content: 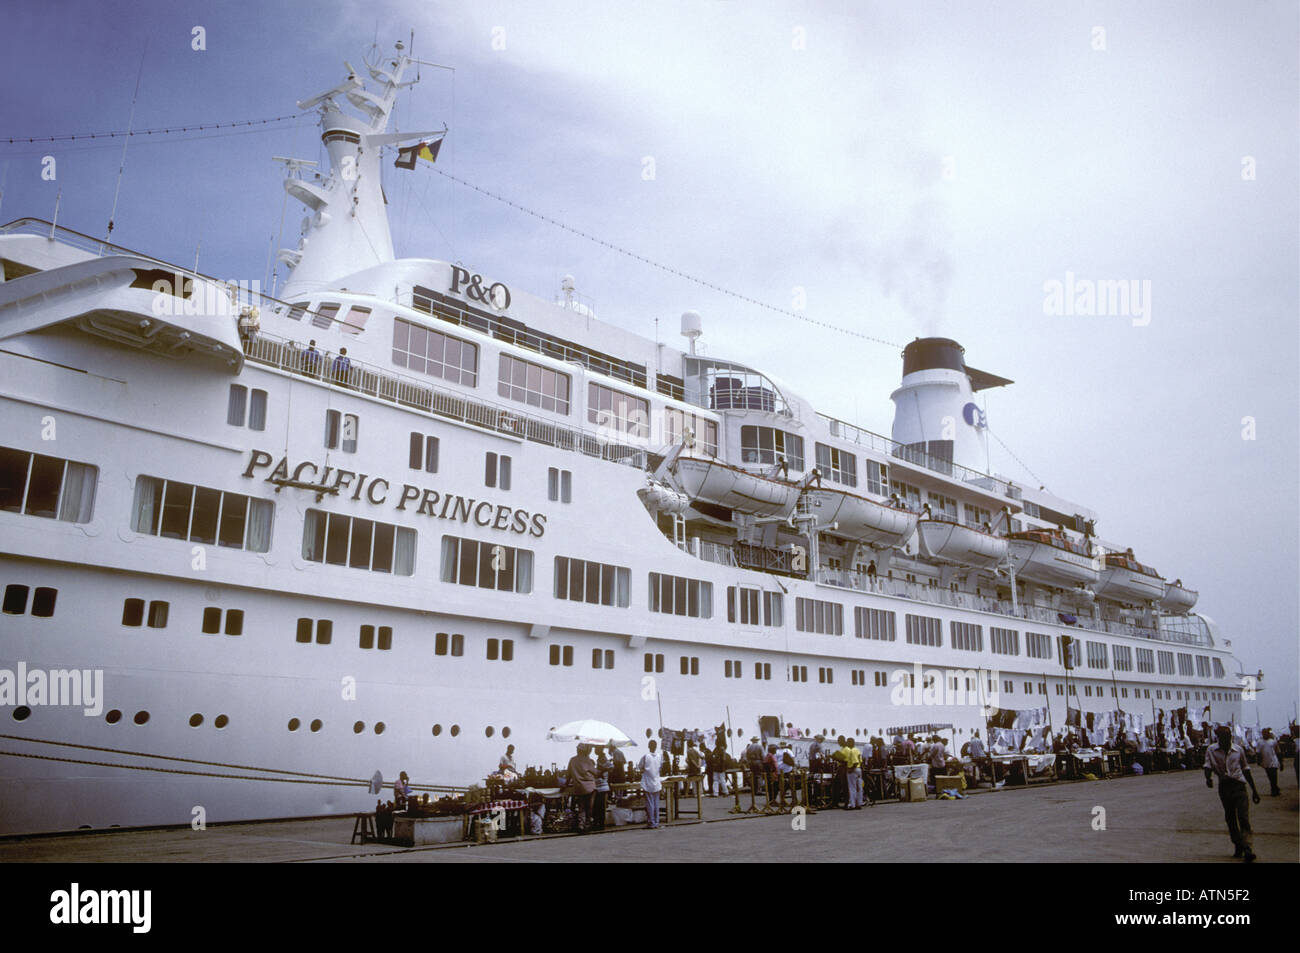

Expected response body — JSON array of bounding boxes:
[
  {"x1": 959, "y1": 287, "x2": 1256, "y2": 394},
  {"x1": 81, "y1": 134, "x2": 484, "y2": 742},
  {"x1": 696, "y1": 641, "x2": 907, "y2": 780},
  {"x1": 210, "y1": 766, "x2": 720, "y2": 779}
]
[
  {"x1": 1005, "y1": 529, "x2": 1099, "y2": 587},
  {"x1": 803, "y1": 488, "x2": 918, "y2": 548},
  {"x1": 637, "y1": 481, "x2": 690, "y2": 515},
  {"x1": 916, "y1": 517, "x2": 1007, "y2": 569},
  {"x1": 1159, "y1": 580, "x2": 1199, "y2": 613},
  {"x1": 1094, "y1": 552, "x2": 1166, "y2": 604},
  {"x1": 672, "y1": 456, "x2": 799, "y2": 518}
]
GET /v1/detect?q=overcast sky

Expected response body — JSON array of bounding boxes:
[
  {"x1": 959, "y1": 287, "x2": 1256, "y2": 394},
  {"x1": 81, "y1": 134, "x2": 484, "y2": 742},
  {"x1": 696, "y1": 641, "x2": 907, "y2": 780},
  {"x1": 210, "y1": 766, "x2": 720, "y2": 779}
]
[{"x1": 4, "y1": 0, "x2": 1296, "y2": 726}]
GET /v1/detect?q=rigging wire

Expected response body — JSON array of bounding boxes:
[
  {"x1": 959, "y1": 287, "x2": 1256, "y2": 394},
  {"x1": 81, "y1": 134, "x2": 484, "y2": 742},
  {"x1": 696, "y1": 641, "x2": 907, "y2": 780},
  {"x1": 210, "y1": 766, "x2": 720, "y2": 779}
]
[
  {"x1": 428, "y1": 167, "x2": 903, "y2": 352},
  {"x1": 3, "y1": 114, "x2": 302, "y2": 145},
  {"x1": 987, "y1": 426, "x2": 1046, "y2": 490}
]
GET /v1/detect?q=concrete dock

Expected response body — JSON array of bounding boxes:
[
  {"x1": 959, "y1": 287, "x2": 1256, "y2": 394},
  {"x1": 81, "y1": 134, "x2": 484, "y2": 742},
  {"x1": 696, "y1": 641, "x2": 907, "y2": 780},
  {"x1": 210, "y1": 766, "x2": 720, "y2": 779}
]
[{"x1": 2, "y1": 770, "x2": 1295, "y2": 863}]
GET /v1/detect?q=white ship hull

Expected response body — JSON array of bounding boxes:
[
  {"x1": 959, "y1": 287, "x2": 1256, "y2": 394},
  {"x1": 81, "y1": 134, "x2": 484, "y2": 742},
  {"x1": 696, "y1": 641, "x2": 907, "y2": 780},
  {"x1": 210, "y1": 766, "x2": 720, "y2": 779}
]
[
  {"x1": 1006, "y1": 539, "x2": 1100, "y2": 587},
  {"x1": 804, "y1": 488, "x2": 917, "y2": 548},
  {"x1": 916, "y1": 518, "x2": 1007, "y2": 569},
  {"x1": 674, "y1": 456, "x2": 799, "y2": 518}
]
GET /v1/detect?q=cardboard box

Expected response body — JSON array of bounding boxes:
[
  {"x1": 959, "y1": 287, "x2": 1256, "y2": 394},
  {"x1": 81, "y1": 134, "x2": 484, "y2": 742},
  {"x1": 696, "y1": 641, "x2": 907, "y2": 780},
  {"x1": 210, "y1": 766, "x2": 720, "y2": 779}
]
[
  {"x1": 934, "y1": 775, "x2": 962, "y2": 795},
  {"x1": 904, "y1": 777, "x2": 926, "y2": 802}
]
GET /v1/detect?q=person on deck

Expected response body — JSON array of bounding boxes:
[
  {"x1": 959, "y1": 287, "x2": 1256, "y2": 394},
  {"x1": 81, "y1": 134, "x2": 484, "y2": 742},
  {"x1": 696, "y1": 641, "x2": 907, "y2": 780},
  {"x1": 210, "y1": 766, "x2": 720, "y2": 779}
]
[{"x1": 1204, "y1": 725, "x2": 1260, "y2": 862}]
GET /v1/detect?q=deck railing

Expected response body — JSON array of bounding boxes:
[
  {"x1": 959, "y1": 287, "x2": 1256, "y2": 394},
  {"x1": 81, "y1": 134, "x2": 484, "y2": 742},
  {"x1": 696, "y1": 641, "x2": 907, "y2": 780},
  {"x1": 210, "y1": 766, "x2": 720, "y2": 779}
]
[
  {"x1": 243, "y1": 331, "x2": 648, "y2": 470},
  {"x1": 818, "y1": 412, "x2": 1014, "y2": 500},
  {"x1": 812, "y1": 567, "x2": 1212, "y2": 648}
]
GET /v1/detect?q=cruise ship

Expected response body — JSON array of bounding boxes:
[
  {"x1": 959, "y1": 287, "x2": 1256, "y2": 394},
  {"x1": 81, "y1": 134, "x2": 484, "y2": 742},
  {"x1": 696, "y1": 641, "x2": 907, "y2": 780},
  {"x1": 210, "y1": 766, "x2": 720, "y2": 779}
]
[{"x1": 0, "y1": 43, "x2": 1241, "y2": 834}]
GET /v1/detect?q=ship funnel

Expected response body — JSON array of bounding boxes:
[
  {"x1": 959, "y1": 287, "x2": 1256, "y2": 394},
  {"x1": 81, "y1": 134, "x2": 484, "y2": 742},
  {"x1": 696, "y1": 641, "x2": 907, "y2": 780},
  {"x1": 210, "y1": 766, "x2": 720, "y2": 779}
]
[
  {"x1": 889, "y1": 337, "x2": 1012, "y2": 472},
  {"x1": 681, "y1": 310, "x2": 702, "y2": 354}
]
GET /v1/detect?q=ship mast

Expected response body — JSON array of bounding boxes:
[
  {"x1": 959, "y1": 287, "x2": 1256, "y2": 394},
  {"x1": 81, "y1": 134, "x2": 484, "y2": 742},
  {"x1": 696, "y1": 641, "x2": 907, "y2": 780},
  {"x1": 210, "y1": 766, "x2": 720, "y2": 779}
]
[{"x1": 278, "y1": 40, "x2": 443, "y2": 299}]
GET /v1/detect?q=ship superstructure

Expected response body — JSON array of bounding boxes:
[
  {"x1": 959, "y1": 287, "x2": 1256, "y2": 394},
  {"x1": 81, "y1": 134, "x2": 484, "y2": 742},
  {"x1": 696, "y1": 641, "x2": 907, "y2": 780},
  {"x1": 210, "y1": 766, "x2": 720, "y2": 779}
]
[{"x1": 0, "y1": 45, "x2": 1240, "y2": 833}]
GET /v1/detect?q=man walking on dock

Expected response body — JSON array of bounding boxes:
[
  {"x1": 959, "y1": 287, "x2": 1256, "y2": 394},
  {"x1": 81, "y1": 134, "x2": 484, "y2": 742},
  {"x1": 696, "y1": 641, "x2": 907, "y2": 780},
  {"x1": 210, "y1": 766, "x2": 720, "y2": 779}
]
[{"x1": 1203, "y1": 725, "x2": 1260, "y2": 862}]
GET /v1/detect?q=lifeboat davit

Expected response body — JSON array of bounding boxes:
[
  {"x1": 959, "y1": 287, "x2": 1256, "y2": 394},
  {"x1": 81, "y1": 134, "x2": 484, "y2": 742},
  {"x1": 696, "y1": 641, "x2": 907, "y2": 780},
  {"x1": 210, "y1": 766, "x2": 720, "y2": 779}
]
[
  {"x1": 673, "y1": 456, "x2": 799, "y2": 518},
  {"x1": 1094, "y1": 552, "x2": 1165, "y2": 604},
  {"x1": 803, "y1": 488, "x2": 918, "y2": 548},
  {"x1": 1006, "y1": 530, "x2": 1099, "y2": 587},
  {"x1": 1160, "y1": 580, "x2": 1199, "y2": 613},
  {"x1": 916, "y1": 517, "x2": 1007, "y2": 569}
]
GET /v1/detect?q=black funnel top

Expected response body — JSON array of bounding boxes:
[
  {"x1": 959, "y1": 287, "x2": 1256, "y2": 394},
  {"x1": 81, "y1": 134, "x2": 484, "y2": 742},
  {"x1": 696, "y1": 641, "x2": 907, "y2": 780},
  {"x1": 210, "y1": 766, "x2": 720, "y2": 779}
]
[{"x1": 900, "y1": 337, "x2": 1013, "y2": 392}]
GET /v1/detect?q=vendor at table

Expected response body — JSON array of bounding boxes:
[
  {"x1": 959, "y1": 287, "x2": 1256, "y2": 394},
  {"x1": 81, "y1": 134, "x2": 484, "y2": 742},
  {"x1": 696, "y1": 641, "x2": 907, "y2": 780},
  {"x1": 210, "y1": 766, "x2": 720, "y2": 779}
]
[
  {"x1": 394, "y1": 771, "x2": 412, "y2": 810},
  {"x1": 499, "y1": 745, "x2": 517, "y2": 775}
]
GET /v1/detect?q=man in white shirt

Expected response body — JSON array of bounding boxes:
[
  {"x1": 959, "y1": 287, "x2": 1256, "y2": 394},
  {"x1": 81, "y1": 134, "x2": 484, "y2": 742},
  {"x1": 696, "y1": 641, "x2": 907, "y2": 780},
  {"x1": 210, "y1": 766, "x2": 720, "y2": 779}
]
[
  {"x1": 1204, "y1": 725, "x2": 1260, "y2": 861},
  {"x1": 639, "y1": 739, "x2": 663, "y2": 829},
  {"x1": 1255, "y1": 728, "x2": 1281, "y2": 796}
]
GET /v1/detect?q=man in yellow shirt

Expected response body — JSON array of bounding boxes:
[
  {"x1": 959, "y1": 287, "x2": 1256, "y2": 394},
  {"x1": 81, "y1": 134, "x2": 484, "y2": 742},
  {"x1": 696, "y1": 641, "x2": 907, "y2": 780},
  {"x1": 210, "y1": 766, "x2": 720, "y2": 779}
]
[{"x1": 839, "y1": 738, "x2": 864, "y2": 809}]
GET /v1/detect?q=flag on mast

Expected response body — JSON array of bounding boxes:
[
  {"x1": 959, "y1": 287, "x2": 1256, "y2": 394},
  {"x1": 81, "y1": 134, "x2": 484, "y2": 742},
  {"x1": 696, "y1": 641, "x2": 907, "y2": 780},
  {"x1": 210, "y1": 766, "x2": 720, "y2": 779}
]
[{"x1": 395, "y1": 137, "x2": 443, "y2": 169}]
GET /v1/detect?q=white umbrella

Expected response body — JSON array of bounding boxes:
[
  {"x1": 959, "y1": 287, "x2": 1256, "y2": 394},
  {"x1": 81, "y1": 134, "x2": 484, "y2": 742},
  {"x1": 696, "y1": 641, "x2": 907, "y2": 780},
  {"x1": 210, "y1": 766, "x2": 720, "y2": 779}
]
[{"x1": 546, "y1": 719, "x2": 638, "y2": 748}]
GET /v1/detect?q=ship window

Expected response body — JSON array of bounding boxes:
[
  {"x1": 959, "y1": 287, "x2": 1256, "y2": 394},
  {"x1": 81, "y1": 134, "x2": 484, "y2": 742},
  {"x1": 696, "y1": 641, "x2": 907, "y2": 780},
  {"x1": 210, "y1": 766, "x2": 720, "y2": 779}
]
[
  {"x1": 340, "y1": 305, "x2": 371, "y2": 336},
  {"x1": 286, "y1": 302, "x2": 309, "y2": 321},
  {"x1": 1026, "y1": 632, "x2": 1052, "y2": 659},
  {"x1": 592, "y1": 648, "x2": 615, "y2": 669},
  {"x1": 227, "y1": 385, "x2": 248, "y2": 426},
  {"x1": 296, "y1": 618, "x2": 312, "y2": 643},
  {"x1": 663, "y1": 408, "x2": 719, "y2": 457},
  {"x1": 795, "y1": 597, "x2": 844, "y2": 635},
  {"x1": 1113, "y1": 645, "x2": 1133, "y2": 671},
  {"x1": 324, "y1": 410, "x2": 359, "y2": 453},
  {"x1": 548, "y1": 468, "x2": 573, "y2": 503},
  {"x1": 0, "y1": 447, "x2": 99, "y2": 524},
  {"x1": 353, "y1": 721, "x2": 365, "y2": 734},
  {"x1": 392, "y1": 317, "x2": 479, "y2": 386},
  {"x1": 122, "y1": 598, "x2": 145, "y2": 627},
  {"x1": 484, "y1": 452, "x2": 512, "y2": 490},
  {"x1": 819, "y1": 667, "x2": 834, "y2": 684},
  {"x1": 990, "y1": 627, "x2": 1019, "y2": 655},
  {"x1": 202, "y1": 607, "x2": 222, "y2": 634},
  {"x1": 587, "y1": 382, "x2": 650, "y2": 437},
  {"x1": 439, "y1": 535, "x2": 532, "y2": 593},
  {"x1": 1086, "y1": 641, "x2": 1109, "y2": 669},
  {"x1": 288, "y1": 718, "x2": 300, "y2": 731},
  {"x1": 644, "y1": 652, "x2": 664, "y2": 673},
  {"x1": 311, "y1": 302, "x2": 340, "y2": 330},
  {"x1": 360, "y1": 625, "x2": 375, "y2": 650},
  {"x1": 409, "y1": 432, "x2": 440, "y2": 473},
  {"x1": 310, "y1": 719, "x2": 323, "y2": 732},
  {"x1": 134, "y1": 476, "x2": 272, "y2": 552},
  {"x1": 648, "y1": 572, "x2": 712, "y2": 618},
  {"x1": 739, "y1": 426, "x2": 804, "y2": 471},
  {"x1": 554, "y1": 556, "x2": 630, "y2": 607},
  {"x1": 304, "y1": 510, "x2": 415, "y2": 576},
  {"x1": 951, "y1": 622, "x2": 983, "y2": 652},
  {"x1": 315, "y1": 620, "x2": 332, "y2": 645},
  {"x1": 378, "y1": 626, "x2": 393, "y2": 650},
  {"x1": 854, "y1": 607, "x2": 896, "y2": 641},
  {"x1": 754, "y1": 662, "x2": 772, "y2": 680},
  {"x1": 134, "y1": 711, "x2": 150, "y2": 725},
  {"x1": 450, "y1": 724, "x2": 461, "y2": 737},
  {"x1": 904, "y1": 614, "x2": 942, "y2": 647},
  {"x1": 224, "y1": 609, "x2": 243, "y2": 635},
  {"x1": 189, "y1": 714, "x2": 203, "y2": 728},
  {"x1": 105, "y1": 709, "x2": 122, "y2": 724},
  {"x1": 814, "y1": 443, "x2": 857, "y2": 487},
  {"x1": 498, "y1": 353, "x2": 571, "y2": 414}
]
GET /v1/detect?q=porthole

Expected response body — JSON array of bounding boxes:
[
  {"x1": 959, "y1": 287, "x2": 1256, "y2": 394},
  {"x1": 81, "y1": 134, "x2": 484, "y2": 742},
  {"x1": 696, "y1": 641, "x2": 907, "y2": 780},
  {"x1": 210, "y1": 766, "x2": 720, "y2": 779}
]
[
  {"x1": 133, "y1": 711, "x2": 150, "y2": 725},
  {"x1": 189, "y1": 714, "x2": 203, "y2": 728},
  {"x1": 502, "y1": 726, "x2": 511, "y2": 739},
  {"x1": 353, "y1": 721, "x2": 365, "y2": 734},
  {"x1": 485, "y1": 726, "x2": 494, "y2": 738},
  {"x1": 310, "y1": 719, "x2": 322, "y2": 733},
  {"x1": 12, "y1": 706, "x2": 31, "y2": 722},
  {"x1": 105, "y1": 709, "x2": 122, "y2": 724},
  {"x1": 450, "y1": 724, "x2": 460, "y2": 737},
  {"x1": 432, "y1": 724, "x2": 442, "y2": 736},
  {"x1": 214, "y1": 714, "x2": 229, "y2": 729},
  {"x1": 288, "y1": 718, "x2": 301, "y2": 732},
  {"x1": 374, "y1": 722, "x2": 385, "y2": 735}
]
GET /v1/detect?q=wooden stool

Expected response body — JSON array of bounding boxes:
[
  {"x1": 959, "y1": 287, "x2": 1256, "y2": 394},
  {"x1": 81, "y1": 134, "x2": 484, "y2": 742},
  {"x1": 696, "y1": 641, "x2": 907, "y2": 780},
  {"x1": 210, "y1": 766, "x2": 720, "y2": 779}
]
[{"x1": 351, "y1": 812, "x2": 375, "y2": 845}]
